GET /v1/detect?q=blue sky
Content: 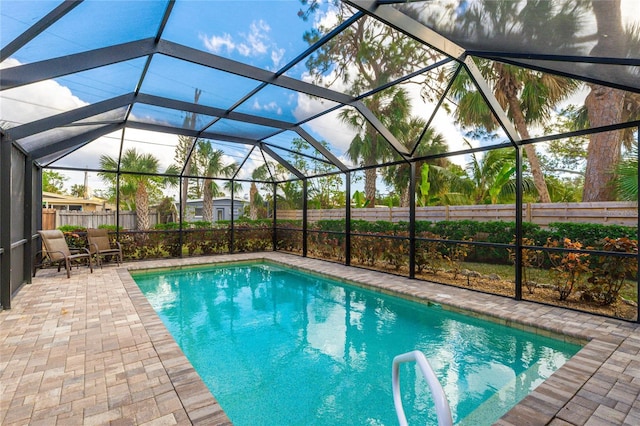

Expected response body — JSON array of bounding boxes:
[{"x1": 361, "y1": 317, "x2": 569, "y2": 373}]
[{"x1": 3, "y1": 1, "x2": 638, "y2": 199}]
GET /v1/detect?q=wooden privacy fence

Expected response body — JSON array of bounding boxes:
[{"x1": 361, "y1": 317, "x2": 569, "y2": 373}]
[
  {"x1": 277, "y1": 201, "x2": 638, "y2": 227},
  {"x1": 42, "y1": 211, "x2": 158, "y2": 230},
  {"x1": 42, "y1": 202, "x2": 637, "y2": 230}
]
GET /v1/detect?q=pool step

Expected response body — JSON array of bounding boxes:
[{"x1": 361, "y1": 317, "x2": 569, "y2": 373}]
[{"x1": 457, "y1": 362, "x2": 543, "y2": 426}]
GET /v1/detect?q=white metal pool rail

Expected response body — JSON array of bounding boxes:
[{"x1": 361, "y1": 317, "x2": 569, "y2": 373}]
[{"x1": 392, "y1": 350, "x2": 453, "y2": 426}]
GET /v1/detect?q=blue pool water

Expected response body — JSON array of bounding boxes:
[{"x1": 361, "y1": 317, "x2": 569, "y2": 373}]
[{"x1": 132, "y1": 262, "x2": 581, "y2": 425}]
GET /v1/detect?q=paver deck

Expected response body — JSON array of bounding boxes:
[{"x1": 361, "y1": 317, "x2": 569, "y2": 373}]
[{"x1": 1, "y1": 252, "x2": 638, "y2": 425}]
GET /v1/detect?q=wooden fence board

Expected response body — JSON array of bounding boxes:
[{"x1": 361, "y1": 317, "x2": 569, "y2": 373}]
[
  {"x1": 47, "y1": 202, "x2": 637, "y2": 229},
  {"x1": 279, "y1": 202, "x2": 637, "y2": 227}
]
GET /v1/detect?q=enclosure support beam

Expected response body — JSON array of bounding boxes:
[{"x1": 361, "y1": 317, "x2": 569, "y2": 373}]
[
  {"x1": 272, "y1": 182, "x2": 277, "y2": 252},
  {"x1": 8, "y1": 94, "x2": 135, "y2": 141},
  {"x1": 345, "y1": 172, "x2": 351, "y2": 266},
  {"x1": 302, "y1": 179, "x2": 308, "y2": 258},
  {"x1": 1, "y1": 132, "x2": 12, "y2": 309},
  {"x1": 230, "y1": 180, "x2": 235, "y2": 255},
  {"x1": 636, "y1": 126, "x2": 639, "y2": 324},
  {"x1": 178, "y1": 177, "x2": 185, "y2": 256},
  {"x1": 409, "y1": 162, "x2": 416, "y2": 279},
  {"x1": 116, "y1": 174, "x2": 121, "y2": 243},
  {"x1": 514, "y1": 146, "x2": 524, "y2": 301},
  {"x1": 23, "y1": 155, "x2": 33, "y2": 285}
]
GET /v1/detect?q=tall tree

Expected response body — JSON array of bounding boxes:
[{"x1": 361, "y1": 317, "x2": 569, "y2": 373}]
[
  {"x1": 301, "y1": 3, "x2": 442, "y2": 206},
  {"x1": 175, "y1": 89, "x2": 202, "y2": 219},
  {"x1": 42, "y1": 170, "x2": 67, "y2": 194},
  {"x1": 98, "y1": 148, "x2": 178, "y2": 230},
  {"x1": 69, "y1": 184, "x2": 87, "y2": 198},
  {"x1": 381, "y1": 118, "x2": 449, "y2": 207},
  {"x1": 582, "y1": 0, "x2": 640, "y2": 200},
  {"x1": 196, "y1": 140, "x2": 237, "y2": 223},
  {"x1": 249, "y1": 164, "x2": 270, "y2": 220},
  {"x1": 341, "y1": 88, "x2": 412, "y2": 206},
  {"x1": 401, "y1": 0, "x2": 587, "y2": 203},
  {"x1": 289, "y1": 137, "x2": 343, "y2": 209}
]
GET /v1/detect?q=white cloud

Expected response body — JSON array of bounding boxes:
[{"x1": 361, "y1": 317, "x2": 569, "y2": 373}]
[
  {"x1": 200, "y1": 19, "x2": 284, "y2": 69},
  {"x1": 271, "y1": 48, "x2": 285, "y2": 69},
  {"x1": 1, "y1": 58, "x2": 87, "y2": 129},
  {"x1": 200, "y1": 33, "x2": 235, "y2": 54},
  {"x1": 251, "y1": 99, "x2": 283, "y2": 115},
  {"x1": 239, "y1": 20, "x2": 270, "y2": 56}
]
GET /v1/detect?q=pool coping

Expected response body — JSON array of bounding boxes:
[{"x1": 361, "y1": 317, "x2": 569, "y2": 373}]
[{"x1": 124, "y1": 252, "x2": 640, "y2": 426}]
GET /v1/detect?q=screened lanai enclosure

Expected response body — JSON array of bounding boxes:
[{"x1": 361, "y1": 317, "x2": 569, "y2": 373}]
[{"x1": 1, "y1": 0, "x2": 639, "y2": 322}]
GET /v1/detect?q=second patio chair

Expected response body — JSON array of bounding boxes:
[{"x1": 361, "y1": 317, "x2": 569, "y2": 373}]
[{"x1": 87, "y1": 228, "x2": 123, "y2": 267}]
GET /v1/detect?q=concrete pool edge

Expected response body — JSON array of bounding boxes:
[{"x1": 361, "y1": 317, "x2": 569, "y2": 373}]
[
  {"x1": 124, "y1": 252, "x2": 640, "y2": 425},
  {"x1": 117, "y1": 268, "x2": 233, "y2": 425}
]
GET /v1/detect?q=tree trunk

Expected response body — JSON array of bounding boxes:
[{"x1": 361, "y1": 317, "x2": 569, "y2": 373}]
[
  {"x1": 249, "y1": 182, "x2": 258, "y2": 220},
  {"x1": 583, "y1": 86, "x2": 625, "y2": 201},
  {"x1": 582, "y1": 0, "x2": 625, "y2": 201},
  {"x1": 364, "y1": 167, "x2": 377, "y2": 207},
  {"x1": 135, "y1": 182, "x2": 149, "y2": 231},
  {"x1": 181, "y1": 157, "x2": 191, "y2": 220},
  {"x1": 506, "y1": 94, "x2": 551, "y2": 203},
  {"x1": 401, "y1": 184, "x2": 410, "y2": 208},
  {"x1": 202, "y1": 179, "x2": 213, "y2": 223}
]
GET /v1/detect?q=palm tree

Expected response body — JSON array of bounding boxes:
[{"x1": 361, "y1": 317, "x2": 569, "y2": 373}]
[
  {"x1": 342, "y1": 87, "x2": 412, "y2": 207},
  {"x1": 196, "y1": 140, "x2": 237, "y2": 223},
  {"x1": 176, "y1": 89, "x2": 202, "y2": 218},
  {"x1": 223, "y1": 180, "x2": 243, "y2": 204},
  {"x1": 249, "y1": 164, "x2": 270, "y2": 220},
  {"x1": 381, "y1": 117, "x2": 449, "y2": 207},
  {"x1": 448, "y1": 62, "x2": 579, "y2": 203},
  {"x1": 98, "y1": 148, "x2": 177, "y2": 230},
  {"x1": 614, "y1": 141, "x2": 638, "y2": 201},
  {"x1": 462, "y1": 141, "x2": 535, "y2": 204},
  {"x1": 419, "y1": 0, "x2": 586, "y2": 203}
]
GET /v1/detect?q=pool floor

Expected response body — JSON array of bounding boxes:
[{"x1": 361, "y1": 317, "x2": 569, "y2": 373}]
[{"x1": 1, "y1": 252, "x2": 639, "y2": 425}]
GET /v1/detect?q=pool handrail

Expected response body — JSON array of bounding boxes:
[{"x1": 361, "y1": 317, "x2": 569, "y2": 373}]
[{"x1": 392, "y1": 350, "x2": 453, "y2": 426}]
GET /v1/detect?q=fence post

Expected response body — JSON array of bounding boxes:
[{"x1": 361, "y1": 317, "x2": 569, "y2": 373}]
[
  {"x1": 345, "y1": 172, "x2": 351, "y2": 266},
  {"x1": 272, "y1": 182, "x2": 277, "y2": 251},
  {"x1": 409, "y1": 163, "x2": 416, "y2": 279},
  {"x1": 514, "y1": 147, "x2": 523, "y2": 301},
  {"x1": 302, "y1": 179, "x2": 308, "y2": 258}
]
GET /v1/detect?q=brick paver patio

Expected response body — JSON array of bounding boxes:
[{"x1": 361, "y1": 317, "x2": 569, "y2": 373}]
[{"x1": 1, "y1": 252, "x2": 638, "y2": 425}]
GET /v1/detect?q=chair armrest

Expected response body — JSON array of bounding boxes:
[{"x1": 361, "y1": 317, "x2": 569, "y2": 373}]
[
  {"x1": 46, "y1": 249, "x2": 67, "y2": 258},
  {"x1": 87, "y1": 243, "x2": 99, "y2": 254},
  {"x1": 115, "y1": 241, "x2": 122, "y2": 251},
  {"x1": 70, "y1": 247, "x2": 91, "y2": 255}
]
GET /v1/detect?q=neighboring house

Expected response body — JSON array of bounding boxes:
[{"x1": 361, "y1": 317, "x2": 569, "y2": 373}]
[
  {"x1": 42, "y1": 192, "x2": 113, "y2": 212},
  {"x1": 181, "y1": 198, "x2": 248, "y2": 222}
]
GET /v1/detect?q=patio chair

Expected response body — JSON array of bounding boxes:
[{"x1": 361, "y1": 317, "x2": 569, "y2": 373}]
[
  {"x1": 33, "y1": 230, "x2": 93, "y2": 278},
  {"x1": 87, "y1": 228, "x2": 123, "y2": 267}
]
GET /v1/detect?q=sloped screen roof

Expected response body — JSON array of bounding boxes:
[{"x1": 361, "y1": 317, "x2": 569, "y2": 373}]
[{"x1": 1, "y1": 0, "x2": 639, "y2": 183}]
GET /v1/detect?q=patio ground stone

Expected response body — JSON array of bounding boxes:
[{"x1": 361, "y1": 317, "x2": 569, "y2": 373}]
[{"x1": 1, "y1": 252, "x2": 638, "y2": 425}]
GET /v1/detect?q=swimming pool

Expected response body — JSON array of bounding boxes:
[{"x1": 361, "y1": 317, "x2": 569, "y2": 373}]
[{"x1": 132, "y1": 261, "x2": 581, "y2": 425}]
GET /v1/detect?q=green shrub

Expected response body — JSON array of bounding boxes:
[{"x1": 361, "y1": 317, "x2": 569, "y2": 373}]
[
  {"x1": 58, "y1": 225, "x2": 86, "y2": 233},
  {"x1": 585, "y1": 237, "x2": 638, "y2": 305},
  {"x1": 98, "y1": 224, "x2": 123, "y2": 231},
  {"x1": 154, "y1": 222, "x2": 181, "y2": 230},
  {"x1": 546, "y1": 222, "x2": 637, "y2": 248}
]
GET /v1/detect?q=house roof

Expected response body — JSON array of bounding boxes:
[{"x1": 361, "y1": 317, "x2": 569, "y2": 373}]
[{"x1": 42, "y1": 191, "x2": 111, "y2": 207}]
